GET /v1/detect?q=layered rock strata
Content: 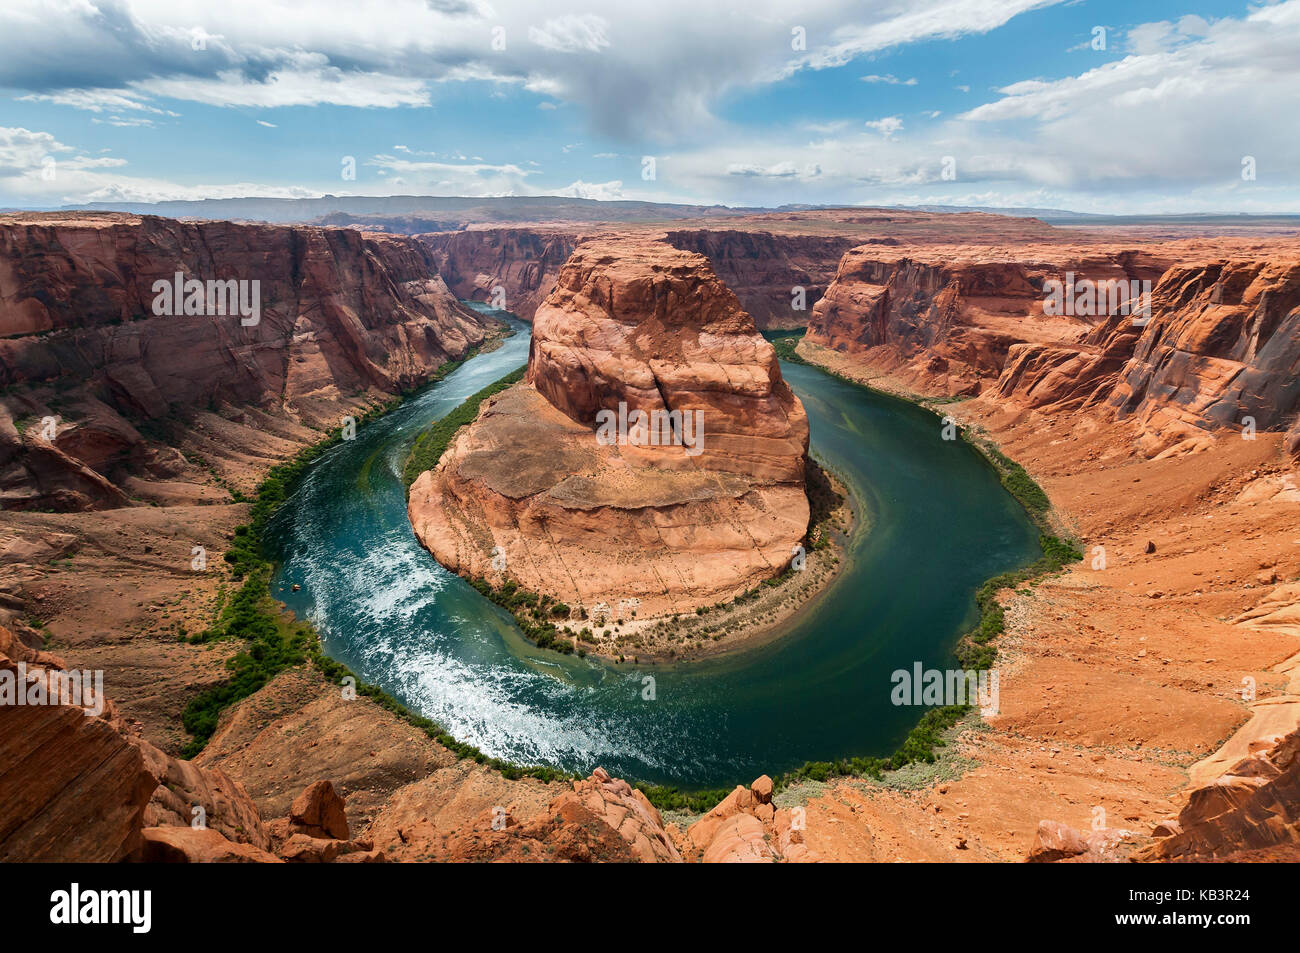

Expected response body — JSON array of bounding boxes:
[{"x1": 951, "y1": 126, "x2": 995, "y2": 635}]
[
  {"x1": 421, "y1": 227, "x2": 583, "y2": 320},
  {"x1": 805, "y1": 240, "x2": 1300, "y2": 456},
  {"x1": 409, "y1": 239, "x2": 809, "y2": 624},
  {"x1": 1137, "y1": 727, "x2": 1300, "y2": 861},
  {"x1": 425, "y1": 226, "x2": 855, "y2": 329},
  {"x1": 805, "y1": 244, "x2": 1171, "y2": 397},
  {"x1": 0, "y1": 213, "x2": 496, "y2": 509},
  {"x1": 996, "y1": 257, "x2": 1300, "y2": 456}
]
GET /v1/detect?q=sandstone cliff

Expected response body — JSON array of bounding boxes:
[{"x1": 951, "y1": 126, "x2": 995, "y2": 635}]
[
  {"x1": 805, "y1": 240, "x2": 1300, "y2": 457},
  {"x1": 409, "y1": 239, "x2": 809, "y2": 629},
  {"x1": 998, "y1": 257, "x2": 1300, "y2": 456},
  {"x1": 805, "y1": 244, "x2": 1170, "y2": 397},
  {"x1": 0, "y1": 623, "x2": 274, "y2": 861},
  {"x1": 423, "y1": 226, "x2": 855, "y2": 330},
  {"x1": 1137, "y1": 727, "x2": 1300, "y2": 862},
  {"x1": 421, "y1": 227, "x2": 582, "y2": 320},
  {"x1": 0, "y1": 213, "x2": 497, "y2": 509},
  {"x1": 663, "y1": 229, "x2": 854, "y2": 329},
  {"x1": 0, "y1": 620, "x2": 403, "y2": 863}
]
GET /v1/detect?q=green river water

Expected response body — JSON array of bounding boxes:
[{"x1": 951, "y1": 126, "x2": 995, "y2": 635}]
[{"x1": 264, "y1": 312, "x2": 1042, "y2": 788}]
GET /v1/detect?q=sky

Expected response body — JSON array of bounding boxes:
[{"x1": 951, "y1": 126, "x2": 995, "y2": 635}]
[{"x1": 1, "y1": 0, "x2": 1297, "y2": 213}]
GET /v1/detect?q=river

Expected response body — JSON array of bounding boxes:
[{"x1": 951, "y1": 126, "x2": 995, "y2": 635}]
[{"x1": 264, "y1": 311, "x2": 1041, "y2": 788}]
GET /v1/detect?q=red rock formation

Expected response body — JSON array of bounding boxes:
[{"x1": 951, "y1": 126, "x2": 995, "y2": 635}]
[
  {"x1": 807, "y1": 240, "x2": 1300, "y2": 455},
  {"x1": 1137, "y1": 728, "x2": 1300, "y2": 861},
  {"x1": 996, "y1": 257, "x2": 1300, "y2": 455},
  {"x1": 0, "y1": 213, "x2": 497, "y2": 510},
  {"x1": 805, "y1": 244, "x2": 1169, "y2": 397},
  {"x1": 139, "y1": 742, "x2": 270, "y2": 851},
  {"x1": 684, "y1": 774, "x2": 817, "y2": 862},
  {"x1": 420, "y1": 227, "x2": 582, "y2": 320},
  {"x1": 1105, "y1": 259, "x2": 1300, "y2": 455},
  {"x1": 1026, "y1": 820, "x2": 1133, "y2": 863},
  {"x1": 0, "y1": 620, "x2": 393, "y2": 863},
  {"x1": 527, "y1": 241, "x2": 808, "y2": 482},
  {"x1": 135, "y1": 827, "x2": 281, "y2": 863},
  {"x1": 0, "y1": 622, "x2": 276, "y2": 862},
  {"x1": 433, "y1": 768, "x2": 681, "y2": 863},
  {"x1": 663, "y1": 230, "x2": 854, "y2": 329},
  {"x1": 409, "y1": 239, "x2": 810, "y2": 624},
  {"x1": 0, "y1": 625, "x2": 157, "y2": 862},
  {"x1": 287, "y1": 779, "x2": 350, "y2": 840},
  {"x1": 419, "y1": 209, "x2": 1081, "y2": 330}
]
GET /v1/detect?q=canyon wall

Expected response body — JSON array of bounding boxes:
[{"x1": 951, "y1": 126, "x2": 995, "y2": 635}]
[
  {"x1": 997, "y1": 258, "x2": 1300, "y2": 455},
  {"x1": 804, "y1": 244, "x2": 1171, "y2": 397},
  {"x1": 805, "y1": 242, "x2": 1300, "y2": 455},
  {"x1": 409, "y1": 239, "x2": 809, "y2": 625},
  {"x1": 662, "y1": 229, "x2": 854, "y2": 329},
  {"x1": 0, "y1": 213, "x2": 497, "y2": 509},
  {"x1": 420, "y1": 228, "x2": 582, "y2": 320},
  {"x1": 422, "y1": 226, "x2": 855, "y2": 329}
]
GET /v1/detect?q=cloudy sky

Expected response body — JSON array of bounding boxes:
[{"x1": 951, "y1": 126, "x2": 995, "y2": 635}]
[{"x1": 1, "y1": 0, "x2": 1296, "y2": 213}]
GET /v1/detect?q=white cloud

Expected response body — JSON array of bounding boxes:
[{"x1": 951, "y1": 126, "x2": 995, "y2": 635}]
[
  {"x1": 0, "y1": 0, "x2": 1061, "y2": 140},
  {"x1": 0, "y1": 125, "x2": 313, "y2": 204},
  {"x1": 726, "y1": 162, "x2": 822, "y2": 180},
  {"x1": 5, "y1": 1, "x2": 1298, "y2": 213},
  {"x1": 91, "y1": 116, "x2": 157, "y2": 128},
  {"x1": 629, "y1": 1, "x2": 1300, "y2": 214},
  {"x1": 554, "y1": 178, "x2": 623, "y2": 200},
  {"x1": 781, "y1": 0, "x2": 1060, "y2": 75},
  {"x1": 133, "y1": 55, "x2": 432, "y2": 108},
  {"x1": 364, "y1": 153, "x2": 542, "y2": 194},
  {"x1": 864, "y1": 116, "x2": 903, "y2": 139},
  {"x1": 957, "y1": 0, "x2": 1300, "y2": 188},
  {"x1": 528, "y1": 14, "x2": 611, "y2": 53}
]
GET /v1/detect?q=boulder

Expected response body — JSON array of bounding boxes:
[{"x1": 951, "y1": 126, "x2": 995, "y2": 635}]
[
  {"x1": 289, "y1": 779, "x2": 350, "y2": 841},
  {"x1": 135, "y1": 826, "x2": 281, "y2": 864}
]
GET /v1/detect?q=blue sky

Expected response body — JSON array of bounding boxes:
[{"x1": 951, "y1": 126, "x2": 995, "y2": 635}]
[{"x1": 1, "y1": 0, "x2": 1296, "y2": 213}]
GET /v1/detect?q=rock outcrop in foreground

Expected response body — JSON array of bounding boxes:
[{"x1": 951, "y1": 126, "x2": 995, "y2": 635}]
[
  {"x1": 1137, "y1": 727, "x2": 1300, "y2": 862},
  {"x1": 685, "y1": 774, "x2": 817, "y2": 862},
  {"x1": 0, "y1": 622, "x2": 386, "y2": 863},
  {"x1": 409, "y1": 239, "x2": 809, "y2": 625}
]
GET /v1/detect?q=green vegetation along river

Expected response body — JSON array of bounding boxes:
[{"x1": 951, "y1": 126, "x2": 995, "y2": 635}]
[{"x1": 264, "y1": 312, "x2": 1042, "y2": 788}]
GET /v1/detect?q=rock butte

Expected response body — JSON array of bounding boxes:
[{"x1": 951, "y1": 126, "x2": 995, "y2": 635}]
[
  {"x1": 408, "y1": 239, "x2": 811, "y2": 623},
  {"x1": 4, "y1": 209, "x2": 1300, "y2": 862}
]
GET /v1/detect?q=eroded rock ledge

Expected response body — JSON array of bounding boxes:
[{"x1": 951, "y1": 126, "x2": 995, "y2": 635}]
[{"x1": 408, "y1": 239, "x2": 810, "y2": 629}]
